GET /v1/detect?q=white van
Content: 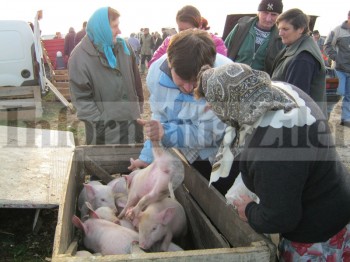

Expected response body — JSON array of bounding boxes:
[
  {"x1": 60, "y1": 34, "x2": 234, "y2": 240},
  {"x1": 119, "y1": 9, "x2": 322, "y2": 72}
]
[{"x1": 0, "y1": 20, "x2": 38, "y2": 87}]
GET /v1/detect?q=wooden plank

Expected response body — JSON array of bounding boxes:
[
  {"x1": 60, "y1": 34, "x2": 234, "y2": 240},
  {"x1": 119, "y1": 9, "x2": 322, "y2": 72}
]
[
  {"x1": 53, "y1": 152, "x2": 79, "y2": 256},
  {"x1": 175, "y1": 184, "x2": 229, "y2": 249},
  {"x1": 53, "y1": 75, "x2": 69, "y2": 81},
  {"x1": 53, "y1": 244, "x2": 272, "y2": 261},
  {"x1": 84, "y1": 155, "x2": 114, "y2": 183},
  {"x1": 181, "y1": 160, "x2": 265, "y2": 246},
  {"x1": 53, "y1": 82, "x2": 69, "y2": 88},
  {"x1": 54, "y1": 69, "x2": 69, "y2": 75},
  {"x1": 0, "y1": 126, "x2": 75, "y2": 208},
  {"x1": 78, "y1": 144, "x2": 142, "y2": 157},
  {"x1": 0, "y1": 98, "x2": 36, "y2": 109},
  {"x1": 44, "y1": 76, "x2": 74, "y2": 112},
  {"x1": 0, "y1": 109, "x2": 36, "y2": 121},
  {"x1": 33, "y1": 84, "x2": 43, "y2": 118},
  {"x1": 0, "y1": 86, "x2": 35, "y2": 97}
]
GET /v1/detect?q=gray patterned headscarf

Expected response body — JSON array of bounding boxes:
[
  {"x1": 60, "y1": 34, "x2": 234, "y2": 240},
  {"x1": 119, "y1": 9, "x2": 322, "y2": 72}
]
[
  {"x1": 198, "y1": 63, "x2": 297, "y2": 129},
  {"x1": 197, "y1": 63, "x2": 299, "y2": 182}
]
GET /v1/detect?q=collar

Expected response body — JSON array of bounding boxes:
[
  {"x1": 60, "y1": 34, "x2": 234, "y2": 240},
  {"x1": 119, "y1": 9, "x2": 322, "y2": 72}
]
[
  {"x1": 284, "y1": 34, "x2": 309, "y2": 57},
  {"x1": 159, "y1": 60, "x2": 178, "y2": 89}
]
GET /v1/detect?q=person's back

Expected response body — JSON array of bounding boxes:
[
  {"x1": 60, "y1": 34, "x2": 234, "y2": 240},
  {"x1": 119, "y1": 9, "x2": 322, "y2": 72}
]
[
  {"x1": 153, "y1": 32, "x2": 163, "y2": 52},
  {"x1": 128, "y1": 33, "x2": 141, "y2": 53},
  {"x1": 74, "y1": 21, "x2": 87, "y2": 46},
  {"x1": 64, "y1": 27, "x2": 76, "y2": 57},
  {"x1": 224, "y1": 0, "x2": 284, "y2": 75},
  {"x1": 128, "y1": 33, "x2": 141, "y2": 65},
  {"x1": 324, "y1": 10, "x2": 350, "y2": 127},
  {"x1": 55, "y1": 51, "x2": 66, "y2": 69}
]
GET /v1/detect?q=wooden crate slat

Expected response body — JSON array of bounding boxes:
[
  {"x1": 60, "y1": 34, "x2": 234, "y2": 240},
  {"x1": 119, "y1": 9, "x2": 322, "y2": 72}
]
[
  {"x1": 52, "y1": 82, "x2": 69, "y2": 88},
  {"x1": 175, "y1": 184, "x2": 229, "y2": 249},
  {"x1": 53, "y1": 75, "x2": 69, "y2": 81},
  {"x1": 0, "y1": 98, "x2": 36, "y2": 109},
  {"x1": 0, "y1": 109, "x2": 36, "y2": 121},
  {"x1": 0, "y1": 86, "x2": 36, "y2": 97},
  {"x1": 54, "y1": 69, "x2": 69, "y2": 76}
]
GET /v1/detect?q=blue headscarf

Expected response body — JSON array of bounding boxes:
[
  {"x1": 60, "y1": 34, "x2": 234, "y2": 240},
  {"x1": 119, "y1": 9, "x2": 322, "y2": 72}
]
[{"x1": 86, "y1": 7, "x2": 130, "y2": 68}]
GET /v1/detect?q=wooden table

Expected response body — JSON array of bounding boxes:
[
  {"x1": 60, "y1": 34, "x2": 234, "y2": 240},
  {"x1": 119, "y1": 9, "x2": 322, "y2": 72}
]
[{"x1": 0, "y1": 126, "x2": 75, "y2": 208}]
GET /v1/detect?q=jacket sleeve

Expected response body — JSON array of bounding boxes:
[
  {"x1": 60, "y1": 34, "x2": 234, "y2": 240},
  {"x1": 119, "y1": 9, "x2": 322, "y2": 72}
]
[
  {"x1": 148, "y1": 36, "x2": 170, "y2": 68},
  {"x1": 160, "y1": 113, "x2": 224, "y2": 149},
  {"x1": 324, "y1": 30, "x2": 337, "y2": 61},
  {"x1": 243, "y1": 159, "x2": 306, "y2": 234},
  {"x1": 211, "y1": 33, "x2": 228, "y2": 56}
]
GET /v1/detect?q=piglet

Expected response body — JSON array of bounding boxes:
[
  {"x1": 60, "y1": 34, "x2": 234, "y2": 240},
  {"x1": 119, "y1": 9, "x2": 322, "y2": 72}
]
[
  {"x1": 118, "y1": 147, "x2": 184, "y2": 220},
  {"x1": 107, "y1": 177, "x2": 129, "y2": 213},
  {"x1": 72, "y1": 215, "x2": 138, "y2": 255},
  {"x1": 78, "y1": 181, "x2": 117, "y2": 221},
  {"x1": 136, "y1": 197, "x2": 187, "y2": 251},
  {"x1": 86, "y1": 203, "x2": 136, "y2": 231},
  {"x1": 107, "y1": 176, "x2": 128, "y2": 195}
]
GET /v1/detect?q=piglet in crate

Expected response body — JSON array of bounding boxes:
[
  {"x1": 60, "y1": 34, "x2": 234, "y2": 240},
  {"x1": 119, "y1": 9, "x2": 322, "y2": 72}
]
[
  {"x1": 136, "y1": 197, "x2": 187, "y2": 251},
  {"x1": 118, "y1": 146, "x2": 184, "y2": 220},
  {"x1": 78, "y1": 181, "x2": 117, "y2": 221},
  {"x1": 86, "y1": 203, "x2": 136, "y2": 231},
  {"x1": 72, "y1": 215, "x2": 139, "y2": 255},
  {"x1": 107, "y1": 176, "x2": 129, "y2": 213}
]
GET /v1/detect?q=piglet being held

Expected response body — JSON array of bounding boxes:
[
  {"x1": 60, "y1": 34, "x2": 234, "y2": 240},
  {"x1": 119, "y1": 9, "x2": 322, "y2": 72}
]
[{"x1": 119, "y1": 147, "x2": 184, "y2": 220}]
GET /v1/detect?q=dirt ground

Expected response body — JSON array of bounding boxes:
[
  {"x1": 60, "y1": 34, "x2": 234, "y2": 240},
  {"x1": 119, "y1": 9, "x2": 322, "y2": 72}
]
[{"x1": 0, "y1": 74, "x2": 349, "y2": 261}]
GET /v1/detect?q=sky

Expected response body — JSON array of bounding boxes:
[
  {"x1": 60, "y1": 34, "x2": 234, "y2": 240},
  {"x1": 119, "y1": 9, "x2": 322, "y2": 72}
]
[{"x1": 0, "y1": 0, "x2": 348, "y2": 38}]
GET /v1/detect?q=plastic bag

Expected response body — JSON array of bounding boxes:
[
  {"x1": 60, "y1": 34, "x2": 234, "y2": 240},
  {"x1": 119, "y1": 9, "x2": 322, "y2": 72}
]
[{"x1": 225, "y1": 173, "x2": 260, "y2": 207}]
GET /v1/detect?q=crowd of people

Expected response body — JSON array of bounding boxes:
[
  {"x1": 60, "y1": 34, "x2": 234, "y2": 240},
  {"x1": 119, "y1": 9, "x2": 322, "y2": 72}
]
[{"x1": 65, "y1": 2, "x2": 350, "y2": 261}]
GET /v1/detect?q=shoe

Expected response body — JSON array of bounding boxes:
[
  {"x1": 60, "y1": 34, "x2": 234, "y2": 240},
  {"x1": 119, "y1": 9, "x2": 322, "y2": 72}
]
[{"x1": 340, "y1": 120, "x2": 350, "y2": 127}]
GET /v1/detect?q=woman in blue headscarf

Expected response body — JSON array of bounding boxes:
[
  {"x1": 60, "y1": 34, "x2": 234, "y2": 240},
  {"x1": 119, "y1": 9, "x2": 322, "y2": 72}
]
[{"x1": 68, "y1": 7, "x2": 144, "y2": 149}]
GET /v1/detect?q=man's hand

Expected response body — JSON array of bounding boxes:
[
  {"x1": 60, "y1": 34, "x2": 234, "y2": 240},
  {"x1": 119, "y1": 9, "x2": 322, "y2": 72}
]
[
  {"x1": 233, "y1": 194, "x2": 254, "y2": 222},
  {"x1": 128, "y1": 158, "x2": 149, "y2": 171},
  {"x1": 137, "y1": 119, "x2": 164, "y2": 141}
]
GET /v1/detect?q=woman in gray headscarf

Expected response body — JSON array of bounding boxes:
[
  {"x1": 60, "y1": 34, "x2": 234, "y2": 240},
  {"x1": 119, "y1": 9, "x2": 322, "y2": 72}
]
[{"x1": 195, "y1": 63, "x2": 350, "y2": 261}]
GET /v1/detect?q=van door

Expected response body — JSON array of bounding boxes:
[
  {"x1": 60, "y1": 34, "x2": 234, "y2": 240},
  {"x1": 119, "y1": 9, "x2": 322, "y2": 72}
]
[{"x1": 0, "y1": 20, "x2": 38, "y2": 87}]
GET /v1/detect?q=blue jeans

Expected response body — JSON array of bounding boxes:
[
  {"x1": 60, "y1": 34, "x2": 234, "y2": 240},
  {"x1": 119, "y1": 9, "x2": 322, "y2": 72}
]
[{"x1": 335, "y1": 70, "x2": 350, "y2": 121}]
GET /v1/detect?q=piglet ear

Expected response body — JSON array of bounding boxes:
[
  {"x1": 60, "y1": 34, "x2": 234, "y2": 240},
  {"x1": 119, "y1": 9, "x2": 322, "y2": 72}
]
[
  {"x1": 123, "y1": 173, "x2": 135, "y2": 189},
  {"x1": 72, "y1": 215, "x2": 86, "y2": 232},
  {"x1": 88, "y1": 208, "x2": 100, "y2": 219},
  {"x1": 85, "y1": 201, "x2": 94, "y2": 211},
  {"x1": 84, "y1": 184, "x2": 96, "y2": 201},
  {"x1": 158, "y1": 207, "x2": 176, "y2": 225}
]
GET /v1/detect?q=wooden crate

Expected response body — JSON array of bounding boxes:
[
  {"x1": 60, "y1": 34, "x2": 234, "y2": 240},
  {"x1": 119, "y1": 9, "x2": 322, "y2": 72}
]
[
  {"x1": 52, "y1": 145, "x2": 276, "y2": 261},
  {"x1": 52, "y1": 69, "x2": 70, "y2": 101},
  {"x1": 0, "y1": 85, "x2": 42, "y2": 121}
]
